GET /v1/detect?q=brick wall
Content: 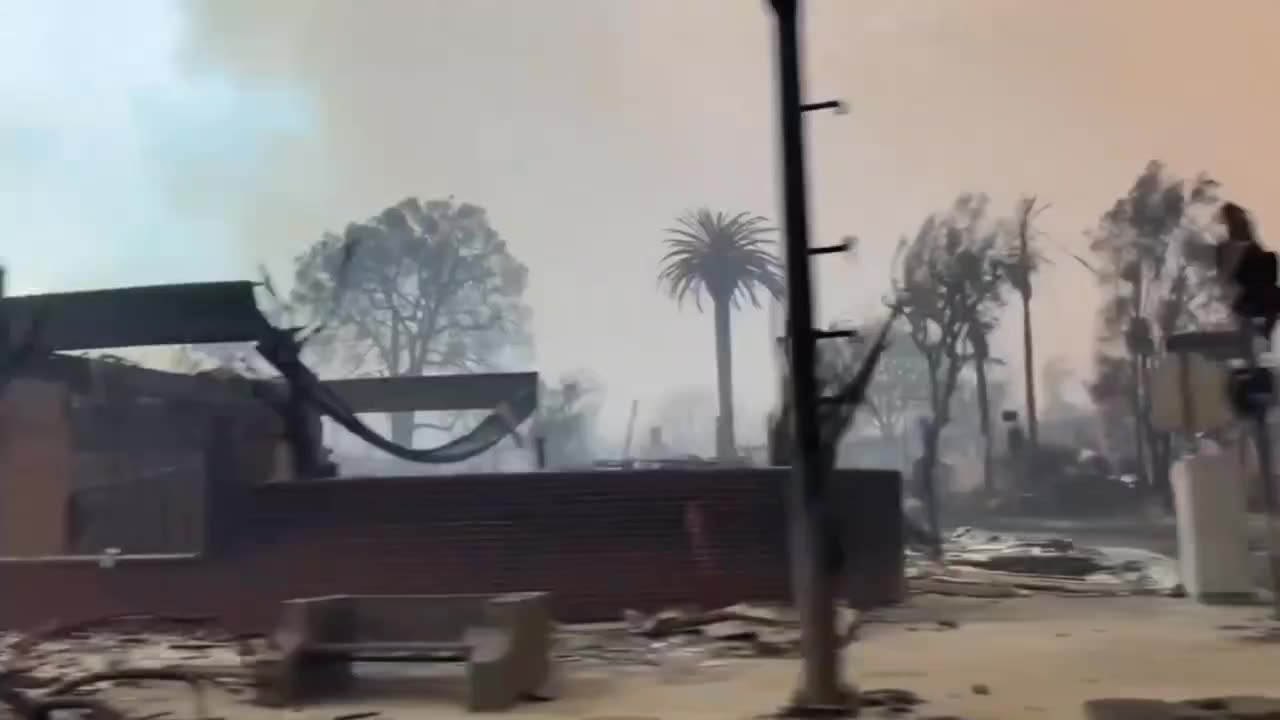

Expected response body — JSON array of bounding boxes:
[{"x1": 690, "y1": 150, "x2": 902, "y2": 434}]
[
  {"x1": 0, "y1": 468, "x2": 902, "y2": 631},
  {"x1": 0, "y1": 357, "x2": 284, "y2": 558},
  {"x1": 0, "y1": 379, "x2": 72, "y2": 556}
]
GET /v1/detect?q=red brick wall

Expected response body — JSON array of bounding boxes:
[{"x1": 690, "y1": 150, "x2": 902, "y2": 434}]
[
  {"x1": 0, "y1": 379, "x2": 72, "y2": 556},
  {"x1": 0, "y1": 468, "x2": 903, "y2": 631}
]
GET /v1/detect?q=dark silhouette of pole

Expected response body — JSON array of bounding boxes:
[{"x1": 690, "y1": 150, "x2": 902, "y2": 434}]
[{"x1": 767, "y1": 0, "x2": 850, "y2": 711}]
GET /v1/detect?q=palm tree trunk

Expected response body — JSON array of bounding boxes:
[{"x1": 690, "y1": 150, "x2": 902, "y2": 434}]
[
  {"x1": 712, "y1": 297, "x2": 736, "y2": 459},
  {"x1": 974, "y1": 343, "x2": 993, "y2": 493},
  {"x1": 918, "y1": 417, "x2": 943, "y2": 559},
  {"x1": 1021, "y1": 291, "x2": 1039, "y2": 449},
  {"x1": 1138, "y1": 353, "x2": 1170, "y2": 501},
  {"x1": 1130, "y1": 351, "x2": 1149, "y2": 488},
  {"x1": 1126, "y1": 270, "x2": 1151, "y2": 490}
]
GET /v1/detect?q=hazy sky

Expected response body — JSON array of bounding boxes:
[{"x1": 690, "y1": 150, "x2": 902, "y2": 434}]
[{"x1": 2, "y1": 0, "x2": 1278, "y2": 443}]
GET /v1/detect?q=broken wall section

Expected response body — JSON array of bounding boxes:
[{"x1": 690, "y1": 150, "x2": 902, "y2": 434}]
[{"x1": 0, "y1": 355, "x2": 284, "y2": 558}]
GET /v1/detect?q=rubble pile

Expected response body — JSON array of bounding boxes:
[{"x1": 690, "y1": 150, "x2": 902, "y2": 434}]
[
  {"x1": 559, "y1": 602, "x2": 861, "y2": 668},
  {"x1": 1218, "y1": 619, "x2": 1280, "y2": 644},
  {"x1": 0, "y1": 602, "x2": 862, "y2": 702},
  {"x1": 566, "y1": 528, "x2": 1183, "y2": 671},
  {"x1": 1084, "y1": 695, "x2": 1280, "y2": 720},
  {"x1": 0, "y1": 614, "x2": 260, "y2": 709},
  {"x1": 907, "y1": 527, "x2": 1181, "y2": 598}
]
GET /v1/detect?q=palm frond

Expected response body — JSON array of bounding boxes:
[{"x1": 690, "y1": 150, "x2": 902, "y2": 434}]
[{"x1": 657, "y1": 207, "x2": 786, "y2": 312}]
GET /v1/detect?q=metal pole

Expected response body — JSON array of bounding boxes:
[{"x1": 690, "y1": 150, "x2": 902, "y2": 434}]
[
  {"x1": 767, "y1": 0, "x2": 849, "y2": 711},
  {"x1": 1240, "y1": 322, "x2": 1280, "y2": 617}
]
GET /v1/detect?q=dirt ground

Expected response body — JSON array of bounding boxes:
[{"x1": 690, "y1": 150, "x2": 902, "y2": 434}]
[{"x1": 89, "y1": 593, "x2": 1280, "y2": 720}]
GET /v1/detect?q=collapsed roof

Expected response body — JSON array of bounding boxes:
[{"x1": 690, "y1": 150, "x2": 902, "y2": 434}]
[{"x1": 0, "y1": 281, "x2": 537, "y2": 466}]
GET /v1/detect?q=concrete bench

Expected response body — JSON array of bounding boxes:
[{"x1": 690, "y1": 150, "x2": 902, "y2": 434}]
[{"x1": 253, "y1": 592, "x2": 552, "y2": 712}]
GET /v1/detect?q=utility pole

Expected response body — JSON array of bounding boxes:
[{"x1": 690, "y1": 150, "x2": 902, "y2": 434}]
[{"x1": 767, "y1": 0, "x2": 855, "y2": 714}]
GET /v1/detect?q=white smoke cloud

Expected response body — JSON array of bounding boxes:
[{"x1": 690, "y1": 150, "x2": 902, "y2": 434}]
[{"x1": 0, "y1": 0, "x2": 315, "y2": 295}]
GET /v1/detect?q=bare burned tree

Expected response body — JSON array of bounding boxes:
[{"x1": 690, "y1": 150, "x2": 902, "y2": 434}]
[
  {"x1": 768, "y1": 314, "x2": 897, "y2": 474},
  {"x1": 892, "y1": 194, "x2": 1009, "y2": 547},
  {"x1": 536, "y1": 372, "x2": 604, "y2": 469},
  {"x1": 819, "y1": 319, "x2": 929, "y2": 450},
  {"x1": 290, "y1": 197, "x2": 533, "y2": 446},
  {"x1": 654, "y1": 387, "x2": 719, "y2": 457},
  {"x1": 1088, "y1": 161, "x2": 1222, "y2": 499}
]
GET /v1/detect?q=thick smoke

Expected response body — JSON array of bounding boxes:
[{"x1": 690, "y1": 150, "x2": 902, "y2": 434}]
[
  {"x1": 170, "y1": 0, "x2": 1280, "y2": 437},
  {"x1": 0, "y1": 0, "x2": 313, "y2": 294}
]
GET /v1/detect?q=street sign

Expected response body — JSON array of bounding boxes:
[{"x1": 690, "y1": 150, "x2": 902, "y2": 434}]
[
  {"x1": 1150, "y1": 352, "x2": 1234, "y2": 433},
  {"x1": 1166, "y1": 330, "x2": 1247, "y2": 361}
]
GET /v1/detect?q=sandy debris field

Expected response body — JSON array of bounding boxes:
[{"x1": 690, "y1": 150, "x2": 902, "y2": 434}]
[{"x1": 8, "y1": 593, "x2": 1278, "y2": 720}]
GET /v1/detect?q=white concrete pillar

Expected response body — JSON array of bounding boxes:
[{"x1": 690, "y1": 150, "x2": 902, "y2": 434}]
[{"x1": 1172, "y1": 451, "x2": 1255, "y2": 602}]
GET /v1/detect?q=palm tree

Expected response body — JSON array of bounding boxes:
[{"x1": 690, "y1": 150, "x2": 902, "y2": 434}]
[
  {"x1": 969, "y1": 322, "x2": 996, "y2": 491},
  {"x1": 658, "y1": 208, "x2": 785, "y2": 459},
  {"x1": 1009, "y1": 196, "x2": 1049, "y2": 452}
]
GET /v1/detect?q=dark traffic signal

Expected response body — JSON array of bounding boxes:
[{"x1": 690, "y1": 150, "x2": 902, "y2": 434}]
[{"x1": 1228, "y1": 366, "x2": 1276, "y2": 416}]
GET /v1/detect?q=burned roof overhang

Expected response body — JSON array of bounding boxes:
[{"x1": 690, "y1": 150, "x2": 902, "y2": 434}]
[
  {"x1": 0, "y1": 281, "x2": 270, "y2": 351},
  {"x1": 0, "y1": 280, "x2": 541, "y2": 465}
]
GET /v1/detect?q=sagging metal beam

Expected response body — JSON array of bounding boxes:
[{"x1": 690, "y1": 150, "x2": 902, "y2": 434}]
[{"x1": 318, "y1": 372, "x2": 540, "y2": 413}]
